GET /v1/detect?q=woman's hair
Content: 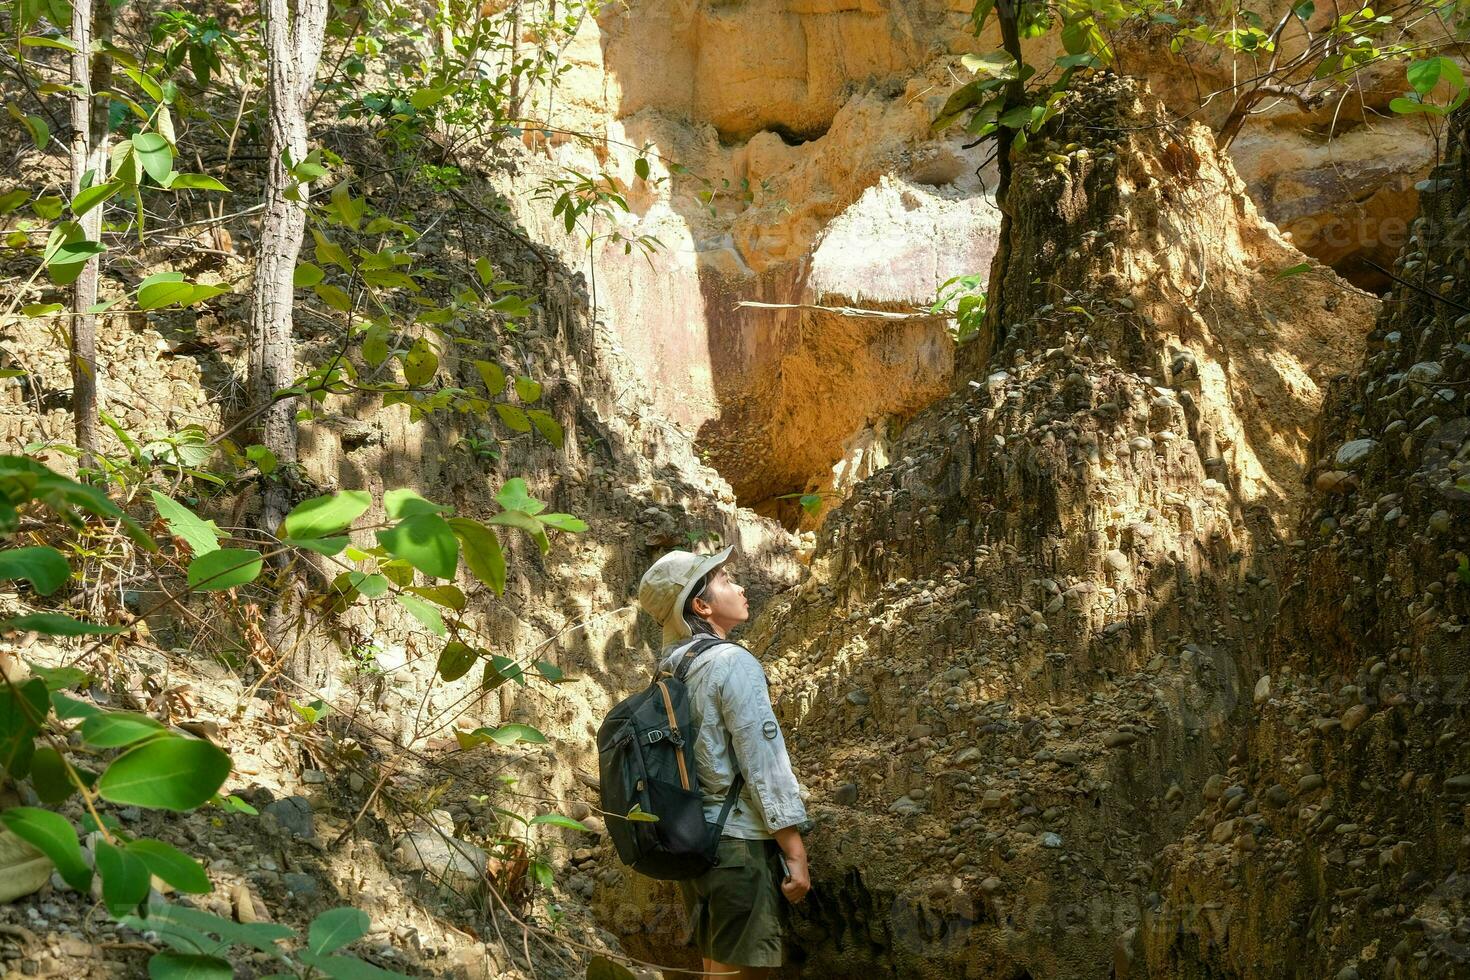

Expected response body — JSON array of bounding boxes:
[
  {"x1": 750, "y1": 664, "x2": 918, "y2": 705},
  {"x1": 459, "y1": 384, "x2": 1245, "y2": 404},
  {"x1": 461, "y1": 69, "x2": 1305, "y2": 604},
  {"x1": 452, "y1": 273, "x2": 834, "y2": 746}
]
[{"x1": 682, "y1": 571, "x2": 718, "y2": 637}]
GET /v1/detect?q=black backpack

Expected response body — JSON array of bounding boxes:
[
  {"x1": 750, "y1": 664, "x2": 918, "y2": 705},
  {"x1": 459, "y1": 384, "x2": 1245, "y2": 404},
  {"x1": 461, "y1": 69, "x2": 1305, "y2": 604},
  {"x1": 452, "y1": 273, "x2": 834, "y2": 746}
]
[{"x1": 597, "y1": 637, "x2": 746, "y2": 880}]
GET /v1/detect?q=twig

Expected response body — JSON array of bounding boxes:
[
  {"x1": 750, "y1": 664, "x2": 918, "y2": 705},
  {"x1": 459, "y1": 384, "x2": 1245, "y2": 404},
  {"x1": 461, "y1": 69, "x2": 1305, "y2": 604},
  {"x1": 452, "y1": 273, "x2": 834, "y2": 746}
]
[{"x1": 734, "y1": 300, "x2": 941, "y2": 320}]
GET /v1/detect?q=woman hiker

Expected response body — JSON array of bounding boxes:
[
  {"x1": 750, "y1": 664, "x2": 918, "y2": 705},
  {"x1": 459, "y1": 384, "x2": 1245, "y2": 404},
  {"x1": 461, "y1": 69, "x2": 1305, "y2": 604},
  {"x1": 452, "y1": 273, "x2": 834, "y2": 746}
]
[{"x1": 638, "y1": 546, "x2": 811, "y2": 978}]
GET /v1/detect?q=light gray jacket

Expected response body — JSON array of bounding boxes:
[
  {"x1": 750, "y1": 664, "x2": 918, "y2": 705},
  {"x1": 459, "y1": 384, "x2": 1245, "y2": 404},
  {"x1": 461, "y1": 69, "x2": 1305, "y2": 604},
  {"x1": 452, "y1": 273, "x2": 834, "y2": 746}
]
[{"x1": 658, "y1": 637, "x2": 808, "y2": 840}]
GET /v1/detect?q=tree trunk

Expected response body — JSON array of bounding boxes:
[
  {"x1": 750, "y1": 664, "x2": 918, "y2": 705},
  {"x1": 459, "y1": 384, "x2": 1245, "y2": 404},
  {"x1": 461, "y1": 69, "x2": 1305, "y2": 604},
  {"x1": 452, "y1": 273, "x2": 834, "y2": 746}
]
[
  {"x1": 68, "y1": 0, "x2": 111, "y2": 475},
  {"x1": 960, "y1": 0, "x2": 1024, "y2": 379},
  {"x1": 251, "y1": 0, "x2": 329, "y2": 678}
]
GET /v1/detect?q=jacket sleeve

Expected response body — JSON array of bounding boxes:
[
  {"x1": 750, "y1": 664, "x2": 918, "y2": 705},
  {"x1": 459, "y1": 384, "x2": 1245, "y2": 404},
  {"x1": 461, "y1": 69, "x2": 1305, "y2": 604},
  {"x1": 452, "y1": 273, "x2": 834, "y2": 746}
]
[{"x1": 715, "y1": 649, "x2": 808, "y2": 833}]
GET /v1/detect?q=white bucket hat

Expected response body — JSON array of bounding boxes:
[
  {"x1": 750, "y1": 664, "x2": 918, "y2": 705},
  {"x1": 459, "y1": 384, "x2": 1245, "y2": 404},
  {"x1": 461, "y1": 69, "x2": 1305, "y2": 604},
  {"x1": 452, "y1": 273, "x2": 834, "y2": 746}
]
[{"x1": 638, "y1": 545, "x2": 734, "y2": 648}]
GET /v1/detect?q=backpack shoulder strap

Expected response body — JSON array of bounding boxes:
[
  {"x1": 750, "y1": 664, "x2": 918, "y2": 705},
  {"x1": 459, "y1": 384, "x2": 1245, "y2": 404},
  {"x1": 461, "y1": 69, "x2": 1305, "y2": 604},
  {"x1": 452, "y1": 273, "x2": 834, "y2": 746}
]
[
  {"x1": 671, "y1": 636, "x2": 729, "y2": 683},
  {"x1": 712, "y1": 772, "x2": 746, "y2": 833}
]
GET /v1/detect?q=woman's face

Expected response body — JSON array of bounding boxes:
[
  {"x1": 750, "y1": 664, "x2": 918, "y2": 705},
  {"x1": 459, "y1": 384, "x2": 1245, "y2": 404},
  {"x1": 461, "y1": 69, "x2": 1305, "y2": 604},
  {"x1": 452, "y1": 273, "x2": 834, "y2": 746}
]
[{"x1": 692, "y1": 567, "x2": 748, "y2": 633}]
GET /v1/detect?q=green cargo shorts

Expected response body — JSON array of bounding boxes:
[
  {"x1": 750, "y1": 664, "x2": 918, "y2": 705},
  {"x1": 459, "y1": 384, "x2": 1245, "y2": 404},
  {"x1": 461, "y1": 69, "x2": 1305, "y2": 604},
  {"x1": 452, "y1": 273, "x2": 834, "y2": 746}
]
[{"x1": 678, "y1": 836, "x2": 785, "y2": 968}]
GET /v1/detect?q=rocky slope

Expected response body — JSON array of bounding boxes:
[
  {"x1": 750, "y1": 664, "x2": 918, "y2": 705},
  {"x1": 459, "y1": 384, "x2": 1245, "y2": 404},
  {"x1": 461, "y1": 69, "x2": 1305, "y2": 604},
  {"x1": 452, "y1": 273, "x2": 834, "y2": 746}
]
[
  {"x1": 1141, "y1": 106, "x2": 1470, "y2": 980},
  {"x1": 693, "y1": 74, "x2": 1376, "y2": 977},
  {"x1": 564, "y1": 67, "x2": 1376, "y2": 974},
  {"x1": 0, "y1": 116, "x2": 801, "y2": 975}
]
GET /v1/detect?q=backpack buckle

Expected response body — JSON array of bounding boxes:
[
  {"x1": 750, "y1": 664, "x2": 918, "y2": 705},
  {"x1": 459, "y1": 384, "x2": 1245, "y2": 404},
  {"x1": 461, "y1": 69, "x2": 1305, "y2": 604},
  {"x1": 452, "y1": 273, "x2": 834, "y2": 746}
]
[{"x1": 645, "y1": 729, "x2": 665, "y2": 745}]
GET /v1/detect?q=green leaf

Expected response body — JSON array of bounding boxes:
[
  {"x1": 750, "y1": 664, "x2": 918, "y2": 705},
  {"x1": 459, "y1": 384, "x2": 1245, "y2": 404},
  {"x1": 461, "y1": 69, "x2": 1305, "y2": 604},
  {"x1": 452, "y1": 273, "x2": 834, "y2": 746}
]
[
  {"x1": 315, "y1": 283, "x2": 353, "y2": 312},
  {"x1": 294, "y1": 262, "x2": 324, "y2": 287},
  {"x1": 246, "y1": 445, "x2": 278, "y2": 475},
  {"x1": 147, "y1": 952, "x2": 233, "y2": 980},
  {"x1": 526, "y1": 409, "x2": 564, "y2": 447},
  {"x1": 402, "y1": 337, "x2": 438, "y2": 386},
  {"x1": 164, "y1": 174, "x2": 229, "y2": 192},
  {"x1": 473, "y1": 722, "x2": 546, "y2": 746},
  {"x1": 28, "y1": 664, "x2": 87, "y2": 692},
  {"x1": 537, "y1": 513, "x2": 587, "y2": 533},
  {"x1": 21, "y1": 303, "x2": 62, "y2": 318},
  {"x1": 473, "y1": 360, "x2": 506, "y2": 396},
  {"x1": 1407, "y1": 56, "x2": 1460, "y2": 96},
  {"x1": 71, "y1": 181, "x2": 120, "y2": 217},
  {"x1": 534, "y1": 660, "x2": 565, "y2": 683},
  {"x1": 127, "y1": 839, "x2": 212, "y2": 894},
  {"x1": 1389, "y1": 96, "x2": 1436, "y2": 115},
  {"x1": 132, "y1": 132, "x2": 174, "y2": 185},
  {"x1": 297, "y1": 950, "x2": 410, "y2": 980},
  {"x1": 0, "y1": 807, "x2": 91, "y2": 891},
  {"x1": 529, "y1": 813, "x2": 590, "y2": 832},
  {"x1": 186, "y1": 548, "x2": 263, "y2": 591},
  {"x1": 51, "y1": 692, "x2": 100, "y2": 721},
  {"x1": 514, "y1": 376, "x2": 542, "y2": 403},
  {"x1": 376, "y1": 513, "x2": 458, "y2": 579},
  {"x1": 436, "y1": 641, "x2": 477, "y2": 682},
  {"x1": 96, "y1": 838, "x2": 152, "y2": 912},
  {"x1": 31, "y1": 746, "x2": 77, "y2": 803},
  {"x1": 31, "y1": 194, "x2": 63, "y2": 220},
  {"x1": 0, "y1": 546, "x2": 69, "y2": 595},
  {"x1": 0, "y1": 189, "x2": 28, "y2": 214},
  {"x1": 494, "y1": 478, "x2": 546, "y2": 515},
  {"x1": 282, "y1": 491, "x2": 371, "y2": 539},
  {"x1": 5, "y1": 613, "x2": 123, "y2": 636},
  {"x1": 309, "y1": 907, "x2": 370, "y2": 955},
  {"x1": 406, "y1": 584, "x2": 465, "y2": 610},
  {"x1": 289, "y1": 535, "x2": 349, "y2": 557},
  {"x1": 82, "y1": 711, "x2": 166, "y2": 748},
  {"x1": 494, "y1": 403, "x2": 531, "y2": 433},
  {"x1": 348, "y1": 572, "x2": 388, "y2": 598},
  {"x1": 291, "y1": 699, "x2": 329, "y2": 725},
  {"x1": 394, "y1": 594, "x2": 445, "y2": 636},
  {"x1": 635, "y1": 157, "x2": 651, "y2": 181},
  {"x1": 97, "y1": 736, "x2": 232, "y2": 811},
  {"x1": 124, "y1": 902, "x2": 292, "y2": 955},
  {"x1": 384, "y1": 488, "x2": 449, "y2": 520},
  {"x1": 587, "y1": 954, "x2": 640, "y2": 980},
  {"x1": 1274, "y1": 262, "x2": 1312, "y2": 279},
  {"x1": 447, "y1": 518, "x2": 505, "y2": 595},
  {"x1": 623, "y1": 803, "x2": 659, "y2": 823},
  {"x1": 137, "y1": 279, "x2": 229, "y2": 310},
  {"x1": 19, "y1": 36, "x2": 80, "y2": 51},
  {"x1": 150, "y1": 491, "x2": 222, "y2": 555},
  {"x1": 487, "y1": 510, "x2": 550, "y2": 555},
  {"x1": 361, "y1": 321, "x2": 390, "y2": 367},
  {"x1": 960, "y1": 50, "x2": 1019, "y2": 78}
]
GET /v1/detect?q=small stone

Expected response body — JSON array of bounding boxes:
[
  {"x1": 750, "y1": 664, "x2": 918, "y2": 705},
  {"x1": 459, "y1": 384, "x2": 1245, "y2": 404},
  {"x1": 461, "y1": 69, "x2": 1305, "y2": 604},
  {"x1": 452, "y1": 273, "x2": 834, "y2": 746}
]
[
  {"x1": 262, "y1": 796, "x2": 315, "y2": 839},
  {"x1": 980, "y1": 876, "x2": 1003, "y2": 894},
  {"x1": 1298, "y1": 774, "x2": 1326, "y2": 793},
  {"x1": 1103, "y1": 731, "x2": 1137, "y2": 748},
  {"x1": 845, "y1": 690, "x2": 870, "y2": 706},
  {"x1": 1203, "y1": 774, "x2": 1226, "y2": 801},
  {"x1": 301, "y1": 769, "x2": 327, "y2": 785},
  {"x1": 1444, "y1": 774, "x2": 1470, "y2": 795},
  {"x1": 888, "y1": 796, "x2": 923, "y2": 817},
  {"x1": 1040, "y1": 832, "x2": 1063, "y2": 849},
  {"x1": 1334, "y1": 439, "x2": 1378, "y2": 469},
  {"x1": 1253, "y1": 675, "x2": 1272, "y2": 704},
  {"x1": 1210, "y1": 819, "x2": 1236, "y2": 844},
  {"x1": 833, "y1": 783, "x2": 859, "y2": 806},
  {"x1": 1105, "y1": 550, "x2": 1130, "y2": 573},
  {"x1": 282, "y1": 873, "x2": 318, "y2": 898},
  {"x1": 1341, "y1": 704, "x2": 1370, "y2": 731}
]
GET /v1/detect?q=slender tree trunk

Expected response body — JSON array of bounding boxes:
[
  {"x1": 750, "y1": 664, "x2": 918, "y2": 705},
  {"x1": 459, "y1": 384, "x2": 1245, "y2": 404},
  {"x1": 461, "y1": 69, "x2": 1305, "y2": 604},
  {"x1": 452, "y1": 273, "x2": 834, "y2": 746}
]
[
  {"x1": 251, "y1": 0, "x2": 328, "y2": 678},
  {"x1": 973, "y1": 0, "x2": 1025, "y2": 371},
  {"x1": 68, "y1": 0, "x2": 111, "y2": 474}
]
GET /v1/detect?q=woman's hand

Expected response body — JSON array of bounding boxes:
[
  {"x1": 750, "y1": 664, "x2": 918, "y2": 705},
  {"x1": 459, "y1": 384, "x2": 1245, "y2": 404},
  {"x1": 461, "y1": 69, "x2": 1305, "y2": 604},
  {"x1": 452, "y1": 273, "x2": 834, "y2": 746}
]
[{"x1": 780, "y1": 854, "x2": 811, "y2": 903}]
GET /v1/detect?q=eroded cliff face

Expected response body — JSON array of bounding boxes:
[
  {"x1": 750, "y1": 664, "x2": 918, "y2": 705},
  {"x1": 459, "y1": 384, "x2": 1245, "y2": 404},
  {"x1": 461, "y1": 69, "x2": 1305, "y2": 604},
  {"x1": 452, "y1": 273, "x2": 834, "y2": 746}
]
[
  {"x1": 1142, "y1": 107, "x2": 1470, "y2": 980},
  {"x1": 577, "y1": 74, "x2": 1375, "y2": 976},
  {"x1": 515, "y1": 0, "x2": 1437, "y2": 529}
]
